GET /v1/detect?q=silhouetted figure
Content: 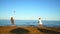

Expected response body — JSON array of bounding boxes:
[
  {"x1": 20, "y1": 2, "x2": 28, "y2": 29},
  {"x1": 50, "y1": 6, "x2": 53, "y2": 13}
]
[
  {"x1": 38, "y1": 18, "x2": 43, "y2": 28},
  {"x1": 11, "y1": 17, "x2": 14, "y2": 26}
]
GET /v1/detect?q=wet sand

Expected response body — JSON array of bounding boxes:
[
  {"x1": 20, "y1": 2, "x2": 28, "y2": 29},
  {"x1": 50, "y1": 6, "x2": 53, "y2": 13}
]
[{"x1": 0, "y1": 26, "x2": 60, "y2": 34}]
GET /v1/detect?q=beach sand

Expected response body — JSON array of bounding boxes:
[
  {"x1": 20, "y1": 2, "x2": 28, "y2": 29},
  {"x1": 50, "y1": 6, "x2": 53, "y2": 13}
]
[{"x1": 0, "y1": 26, "x2": 60, "y2": 34}]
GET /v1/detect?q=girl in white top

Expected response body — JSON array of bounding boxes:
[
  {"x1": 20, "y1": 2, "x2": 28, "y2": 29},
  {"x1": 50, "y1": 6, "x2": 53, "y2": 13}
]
[{"x1": 38, "y1": 18, "x2": 43, "y2": 25}]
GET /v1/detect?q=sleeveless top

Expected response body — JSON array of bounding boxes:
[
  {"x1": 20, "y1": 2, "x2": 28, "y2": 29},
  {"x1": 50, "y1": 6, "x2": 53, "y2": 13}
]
[{"x1": 39, "y1": 20, "x2": 42, "y2": 24}]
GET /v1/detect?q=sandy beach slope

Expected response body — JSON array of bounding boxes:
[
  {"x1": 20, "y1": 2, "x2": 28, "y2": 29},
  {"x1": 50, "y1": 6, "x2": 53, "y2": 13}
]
[{"x1": 0, "y1": 26, "x2": 60, "y2": 34}]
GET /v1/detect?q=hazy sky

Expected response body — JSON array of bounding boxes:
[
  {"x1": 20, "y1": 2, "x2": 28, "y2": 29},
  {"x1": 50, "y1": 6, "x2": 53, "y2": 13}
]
[{"x1": 0, "y1": 0, "x2": 60, "y2": 20}]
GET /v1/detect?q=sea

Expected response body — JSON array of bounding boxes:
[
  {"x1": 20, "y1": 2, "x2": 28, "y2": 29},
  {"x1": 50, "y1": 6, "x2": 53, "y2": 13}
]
[{"x1": 0, "y1": 20, "x2": 60, "y2": 28}]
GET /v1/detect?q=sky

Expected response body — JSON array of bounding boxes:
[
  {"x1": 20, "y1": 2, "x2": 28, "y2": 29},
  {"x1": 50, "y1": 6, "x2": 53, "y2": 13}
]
[{"x1": 0, "y1": 0, "x2": 60, "y2": 20}]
